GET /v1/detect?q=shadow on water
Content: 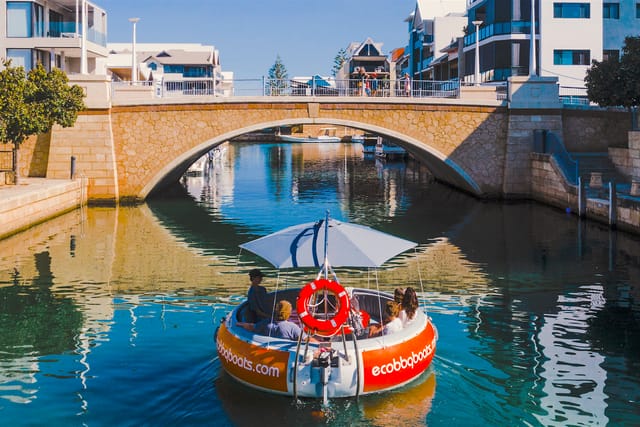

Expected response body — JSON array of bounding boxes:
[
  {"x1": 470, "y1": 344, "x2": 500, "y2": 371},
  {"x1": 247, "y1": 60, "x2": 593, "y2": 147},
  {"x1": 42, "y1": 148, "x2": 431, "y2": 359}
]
[{"x1": 214, "y1": 368, "x2": 436, "y2": 427}]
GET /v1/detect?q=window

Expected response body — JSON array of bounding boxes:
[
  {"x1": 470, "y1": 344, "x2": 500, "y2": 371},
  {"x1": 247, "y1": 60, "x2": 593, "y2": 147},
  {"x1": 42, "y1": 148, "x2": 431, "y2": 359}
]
[
  {"x1": 637, "y1": 3, "x2": 640, "y2": 18},
  {"x1": 554, "y1": 49, "x2": 590, "y2": 65},
  {"x1": 6, "y1": 48, "x2": 32, "y2": 69},
  {"x1": 553, "y1": 3, "x2": 590, "y2": 18},
  {"x1": 603, "y1": 49, "x2": 619, "y2": 61},
  {"x1": 603, "y1": 3, "x2": 620, "y2": 19},
  {"x1": 6, "y1": 2, "x2": 31, "y2": 37},
  {"x1": 6, "y1": 2, "x2": 44, "y2": 37}
]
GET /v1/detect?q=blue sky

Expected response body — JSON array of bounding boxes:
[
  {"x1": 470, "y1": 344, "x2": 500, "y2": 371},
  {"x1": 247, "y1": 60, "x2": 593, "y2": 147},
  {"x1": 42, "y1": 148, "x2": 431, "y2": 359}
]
[{"x1": 101, "y1": 0, "x2": 416, "y2": 78}]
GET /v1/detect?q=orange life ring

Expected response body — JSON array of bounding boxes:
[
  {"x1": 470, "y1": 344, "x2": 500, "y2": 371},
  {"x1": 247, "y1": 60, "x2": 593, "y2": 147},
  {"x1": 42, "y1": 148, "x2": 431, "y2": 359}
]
[{"x1": 296, "y1": 279, "x2": 350, "y2": 335}]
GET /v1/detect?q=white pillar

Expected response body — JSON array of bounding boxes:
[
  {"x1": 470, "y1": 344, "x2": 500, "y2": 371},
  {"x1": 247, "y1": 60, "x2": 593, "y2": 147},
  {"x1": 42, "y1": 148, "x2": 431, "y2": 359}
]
[
  {"x1": 80, "y1": 0, "x2": 87, "y2": 74},
  {"x1": 128, "y1": 18, "x2": 140, "y2": 83},
  {"x1": 529, "y1": 0, "x2": 537, "y2": 76},
  {"x1": 472, "y1": 20, "x2": 483, "y2": 86}
]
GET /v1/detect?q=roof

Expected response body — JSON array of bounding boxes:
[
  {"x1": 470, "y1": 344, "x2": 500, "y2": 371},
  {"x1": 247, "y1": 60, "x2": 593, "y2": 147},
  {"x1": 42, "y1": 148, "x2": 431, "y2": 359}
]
[{"x1": 143, "y1": 50, "x2": 214, "y2": 66}]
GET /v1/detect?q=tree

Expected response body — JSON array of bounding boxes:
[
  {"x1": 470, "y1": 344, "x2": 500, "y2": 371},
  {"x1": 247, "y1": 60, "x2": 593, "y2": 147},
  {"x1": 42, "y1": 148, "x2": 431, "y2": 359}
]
[
  {"x1": 331, "y1": 48, "x2": 348, "y2": 77},
  {"x1": 267, "y1": 55, "x2": 288, "y2": 95},
  {"x1": 586, "y1": 36, "x2": 640, "y2": 128},
  {"x1": 0, "y1": 61, "x2": 85, "y2": 184}
]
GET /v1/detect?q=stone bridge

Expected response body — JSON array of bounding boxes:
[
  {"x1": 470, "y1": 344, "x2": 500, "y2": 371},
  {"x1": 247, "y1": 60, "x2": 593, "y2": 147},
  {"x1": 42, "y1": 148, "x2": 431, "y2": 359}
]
[{"x1": 19, "y1": 77, "x2": 631, "y2": 203}]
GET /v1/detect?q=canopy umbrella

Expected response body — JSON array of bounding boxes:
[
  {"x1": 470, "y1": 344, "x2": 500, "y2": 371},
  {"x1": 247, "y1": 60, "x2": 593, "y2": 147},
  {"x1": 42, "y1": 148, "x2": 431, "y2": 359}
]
[
  {"x1": 306, "y1": 75, "x2": 331, "y2": 87},
  {"x1": 239, "y1": 214, "x2": 417, "y2": 269}
]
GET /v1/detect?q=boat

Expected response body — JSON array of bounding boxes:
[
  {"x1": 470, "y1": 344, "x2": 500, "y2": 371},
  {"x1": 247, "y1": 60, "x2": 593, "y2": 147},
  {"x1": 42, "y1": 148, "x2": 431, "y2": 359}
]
[
  {"x1": 358, "y1": 135, "x2": 406, "y2": 159},
  {"x1": 216, "y1": 212, "x2": 438, "y2": 404},
  {"x1": 277, "y1": 127, "x2": 341, "y2": 143}
]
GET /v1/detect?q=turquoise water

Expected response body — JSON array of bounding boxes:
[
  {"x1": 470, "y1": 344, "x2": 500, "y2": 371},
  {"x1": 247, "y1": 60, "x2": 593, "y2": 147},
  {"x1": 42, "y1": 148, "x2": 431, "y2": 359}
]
[{"x1": 0, "y1": 142, "x2": 638, "y2": 426}]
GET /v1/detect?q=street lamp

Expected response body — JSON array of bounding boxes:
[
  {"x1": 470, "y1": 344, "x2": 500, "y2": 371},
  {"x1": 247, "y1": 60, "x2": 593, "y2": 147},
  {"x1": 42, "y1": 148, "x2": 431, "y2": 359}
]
[
  {"x1": 472, "y1": 20, "x2": 483, "y2": 86},
  {"x1": 128, "y1": 17, "x2": 140, "y2": 83}
]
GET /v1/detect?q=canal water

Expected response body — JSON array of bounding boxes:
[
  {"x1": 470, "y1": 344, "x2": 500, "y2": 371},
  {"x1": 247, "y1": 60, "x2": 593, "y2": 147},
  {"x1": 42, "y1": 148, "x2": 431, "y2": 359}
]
[{"x1": 1, "y1": 142, "x2": 639, "y2": 426}]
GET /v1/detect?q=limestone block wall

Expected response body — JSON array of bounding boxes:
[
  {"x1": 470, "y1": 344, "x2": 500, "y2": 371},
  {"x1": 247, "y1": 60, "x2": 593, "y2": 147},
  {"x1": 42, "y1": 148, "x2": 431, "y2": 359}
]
[
  {"x1": 562, "y1": 108, "x2": 630, "y2": 151},
  {"x1": 609, "y1": 131, "x2": 640, "y2": 180},
  {"x1": 0, "y1": 179, "x2": 85, "y2": 240},
  {"x1": 504, "y1": 113, "x2": 563, "y2": 197},
  {"x1": 531, "y1": 153, "x2": 640, "y2": 233},
  {"x1": 47, "y1": 111, "x2": 119, "y2": 204},
  {"x1": 531, "y1": 153, "x2": 577, "y2": 209},
  {"x1": 13, "y1": 132, "x2": 50, "y2": 178}
]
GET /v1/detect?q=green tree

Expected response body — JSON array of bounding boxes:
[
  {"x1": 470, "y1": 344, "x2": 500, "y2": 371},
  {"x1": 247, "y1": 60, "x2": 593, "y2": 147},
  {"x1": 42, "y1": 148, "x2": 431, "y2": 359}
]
[
  {"x1": 0, "y1": 61, "x2": 85, "y2": 184},
  {"x1": 331, "y1": 48, "x2": 348, "y2": 77},
  {"x1": 267, "y1": 55, "x2": 288, "y2": 95},
  {"x1": 586, "y1": 36, "x2": 640, "y2": 128}
]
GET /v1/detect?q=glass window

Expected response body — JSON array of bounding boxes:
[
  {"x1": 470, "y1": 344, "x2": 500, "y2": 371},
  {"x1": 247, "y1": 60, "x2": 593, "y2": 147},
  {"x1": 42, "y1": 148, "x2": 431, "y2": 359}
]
[
  {"x1": 603, "y1": 49, "x2": 619, "y2": 61},
  {"x1": 7, "y1": 2, "x2": 31, "y2": 37},
  {"x1": 6, "y1": 2, "x2": 44, "y2": 37},
  {"x1": 553, "y1": 3, "x2": 591, "y2": 18},
  {"x1": 637, "y1": 3, "x2": 640, "y2": 18},
  {"x1": 603, "y1": 3, "x2": 620, "y2": 19},
  {"x1": 554, "y1": 49, "x2": 590, "y2": 65},
  {"x1": 6, "y1": 48, "x2": 32, "y2": 69}
]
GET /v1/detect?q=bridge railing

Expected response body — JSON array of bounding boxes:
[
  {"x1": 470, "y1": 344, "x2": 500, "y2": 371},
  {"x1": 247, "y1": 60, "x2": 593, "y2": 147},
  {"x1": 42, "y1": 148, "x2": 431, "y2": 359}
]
[{"x1": 112, "y1": 77, "x2": 462, "y2": 99}]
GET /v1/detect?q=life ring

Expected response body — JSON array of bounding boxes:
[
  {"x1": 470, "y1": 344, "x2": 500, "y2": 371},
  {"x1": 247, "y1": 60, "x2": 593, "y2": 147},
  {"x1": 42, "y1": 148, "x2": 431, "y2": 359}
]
[{"x1": 296, "y1": 279, "x2": 350, "y2": 335}]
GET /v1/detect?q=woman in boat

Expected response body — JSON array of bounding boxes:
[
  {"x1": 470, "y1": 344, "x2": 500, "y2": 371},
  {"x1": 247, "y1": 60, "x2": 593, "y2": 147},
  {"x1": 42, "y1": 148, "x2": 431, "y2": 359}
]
[
  {"x1": 399, "y1": 286, "x2": 419, "y2": 327},
  {"x1": 239, "y1": 300, "x2": 316, "y2": 342},
  {"x1": 369, "y1": 300, "x2": 403, "y2": 337}
]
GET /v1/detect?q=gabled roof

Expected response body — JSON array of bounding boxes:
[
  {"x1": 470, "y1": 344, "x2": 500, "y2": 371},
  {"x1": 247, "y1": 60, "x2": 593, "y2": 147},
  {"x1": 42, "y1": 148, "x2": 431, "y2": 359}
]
[
  {"x1": 347, "y1": 37, "x2": 385, "y2": 58},
  {"x1": 143, "y1": 50, "x2": 214, "y2": 66}
]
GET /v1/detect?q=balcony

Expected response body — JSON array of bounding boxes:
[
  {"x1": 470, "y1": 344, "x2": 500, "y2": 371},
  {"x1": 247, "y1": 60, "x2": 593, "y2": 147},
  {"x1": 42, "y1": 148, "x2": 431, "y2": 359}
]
[{"x1": 464, "y1": 21, "x2": 534, "y2": 47}]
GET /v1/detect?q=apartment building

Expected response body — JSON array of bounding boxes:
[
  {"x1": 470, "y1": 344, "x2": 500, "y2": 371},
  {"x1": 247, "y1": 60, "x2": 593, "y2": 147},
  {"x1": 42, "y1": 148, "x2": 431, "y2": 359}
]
[
  {"x1": 463, "y1": 0, "x2": 640, "y2": 87},
  {"x1": 403, "y1": 0, "x2": 467, "y2": 79},
  {"x1": 1, "y1": 0, "x2": 108, "y2": 73}
]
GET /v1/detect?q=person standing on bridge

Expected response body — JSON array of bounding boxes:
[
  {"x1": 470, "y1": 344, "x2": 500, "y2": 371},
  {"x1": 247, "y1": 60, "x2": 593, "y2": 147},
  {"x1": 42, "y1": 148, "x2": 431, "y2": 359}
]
[{"x1": 403, "y1": 73, "x2": 411, "y2": 97}]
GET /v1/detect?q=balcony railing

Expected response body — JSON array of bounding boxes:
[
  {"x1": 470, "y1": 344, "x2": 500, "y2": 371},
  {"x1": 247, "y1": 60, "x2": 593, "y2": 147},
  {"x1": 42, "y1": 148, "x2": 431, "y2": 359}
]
[{"x1": 464, "y1": 21, "x2": 535, "y2": 46}]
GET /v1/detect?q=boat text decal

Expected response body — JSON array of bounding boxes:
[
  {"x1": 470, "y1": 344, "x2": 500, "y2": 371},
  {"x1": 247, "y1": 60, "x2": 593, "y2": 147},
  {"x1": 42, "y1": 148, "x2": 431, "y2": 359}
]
[
  {"x1": 216, "y1": 324, "x2": 289, "y2": 392},
  {"x1": 362, "y1": 324, "x2": 436, "y2": 393}
]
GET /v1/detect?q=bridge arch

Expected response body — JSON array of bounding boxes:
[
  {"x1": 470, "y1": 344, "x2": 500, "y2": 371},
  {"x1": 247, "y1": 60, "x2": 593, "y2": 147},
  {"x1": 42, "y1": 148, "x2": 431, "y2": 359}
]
[{"x1": 143, "y1": 117, "x2": 482, "y2": 199}]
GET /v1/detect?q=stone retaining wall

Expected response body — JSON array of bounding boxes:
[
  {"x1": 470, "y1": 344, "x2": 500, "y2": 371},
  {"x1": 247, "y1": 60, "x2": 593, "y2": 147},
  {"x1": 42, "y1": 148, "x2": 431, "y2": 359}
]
[
  {"x1": 0, "y1": 179, "x2": 87, "y2": 240},
  {"x1": 531, "y1": 153, "x2": 640, "y2": 233}
]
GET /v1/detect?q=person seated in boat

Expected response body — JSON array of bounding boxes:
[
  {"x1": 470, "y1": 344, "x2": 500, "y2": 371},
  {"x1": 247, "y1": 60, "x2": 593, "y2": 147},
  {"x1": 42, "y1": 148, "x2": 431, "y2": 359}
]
[
  {"x1": 240, "y1": 300, "x2": 317, "y2": 342},
  {"x1": 245, "y1": 269, "x2": 272, "y2": 323},
  {"x1": 398, "y1": 287, "x2": 419, "y2": 327},
  {"x1": 368, "y1": 301, "x2": 403, "y2": 337},
  {"x1": 394, "y1": 287, "x2": 405, "y2": 304},
  {"x1": 347, "y1": 294, "x2": 370, "y2": 339},
  {"x1": 382, "y1": 287, "x2": 405, "y2": 323}
]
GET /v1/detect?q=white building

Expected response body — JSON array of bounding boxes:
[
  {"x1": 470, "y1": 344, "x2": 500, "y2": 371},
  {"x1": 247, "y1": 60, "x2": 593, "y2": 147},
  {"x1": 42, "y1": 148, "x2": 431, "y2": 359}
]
[
  {"x1": 0, "y1": 0, "x2": 108, "y2": 74},
  {"x1": 463, "y1": 0, "x2": 640, "y2": 87}
]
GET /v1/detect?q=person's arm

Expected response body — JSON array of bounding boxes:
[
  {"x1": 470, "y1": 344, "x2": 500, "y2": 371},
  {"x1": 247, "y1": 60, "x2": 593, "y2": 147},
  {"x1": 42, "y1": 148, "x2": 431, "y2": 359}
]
[{"x1": 237, "y1": 322, "x2": 256, "y2": 331}]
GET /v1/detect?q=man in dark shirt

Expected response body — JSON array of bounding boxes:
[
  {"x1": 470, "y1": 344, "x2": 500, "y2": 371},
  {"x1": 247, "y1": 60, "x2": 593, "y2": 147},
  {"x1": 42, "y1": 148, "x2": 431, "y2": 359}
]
[{"x1": 246, "y1": 269, "x2": 271, "y2": 322}]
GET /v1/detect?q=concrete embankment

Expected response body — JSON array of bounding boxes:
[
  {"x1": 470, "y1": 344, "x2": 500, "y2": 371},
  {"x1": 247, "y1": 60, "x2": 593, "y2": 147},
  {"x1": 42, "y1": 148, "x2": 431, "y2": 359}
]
[{"x1": 0, "y1": 178, "x2": 87, "y2": 240}]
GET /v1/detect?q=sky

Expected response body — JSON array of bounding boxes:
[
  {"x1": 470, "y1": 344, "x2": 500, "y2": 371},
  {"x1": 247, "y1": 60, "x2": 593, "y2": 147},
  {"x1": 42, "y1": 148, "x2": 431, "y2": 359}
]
[{"x1": 101, "y1": 0, "x2": 416, "y2": 79}]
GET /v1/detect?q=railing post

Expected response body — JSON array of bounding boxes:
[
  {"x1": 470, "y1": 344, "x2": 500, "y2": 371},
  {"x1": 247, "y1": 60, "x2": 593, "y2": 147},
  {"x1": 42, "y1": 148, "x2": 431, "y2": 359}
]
[
  {"x1": 578, "y1": 176, "x2": 586, "y2": 217},
  {"x1": 262, "y1": 76, "x2": 266, "y2": 97},
  {"x1": 70, "y1": 156, "x2": 76, "y2": 180},
  {"x1": 609, "y1": 180, "x2": 617, "y2": 228}
]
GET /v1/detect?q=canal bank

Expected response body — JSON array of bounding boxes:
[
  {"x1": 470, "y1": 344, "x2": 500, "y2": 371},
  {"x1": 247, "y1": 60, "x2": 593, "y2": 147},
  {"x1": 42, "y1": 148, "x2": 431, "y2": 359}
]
[{"x1": 0, "y1": 178, "x2": 87, "y2": 240}]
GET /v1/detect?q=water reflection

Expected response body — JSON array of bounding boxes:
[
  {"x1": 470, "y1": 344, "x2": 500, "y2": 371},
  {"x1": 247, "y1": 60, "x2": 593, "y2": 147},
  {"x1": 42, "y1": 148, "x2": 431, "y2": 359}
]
[{"x1": 0, "y1": 141, "x2": 638, "y2": 425}]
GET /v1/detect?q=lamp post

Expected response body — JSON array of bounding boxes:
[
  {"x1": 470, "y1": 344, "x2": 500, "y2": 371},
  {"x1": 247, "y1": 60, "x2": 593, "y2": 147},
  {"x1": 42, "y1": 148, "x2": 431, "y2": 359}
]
[
  {"x1": 472, "y1": 20, "x2": 483, "y2": 86},
  {"x1": 128, "y1": 17, "x2": 140, "y2": 83},
  {"x1": 529, "y1": 0, "x2": 537, "y2": 76}
]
